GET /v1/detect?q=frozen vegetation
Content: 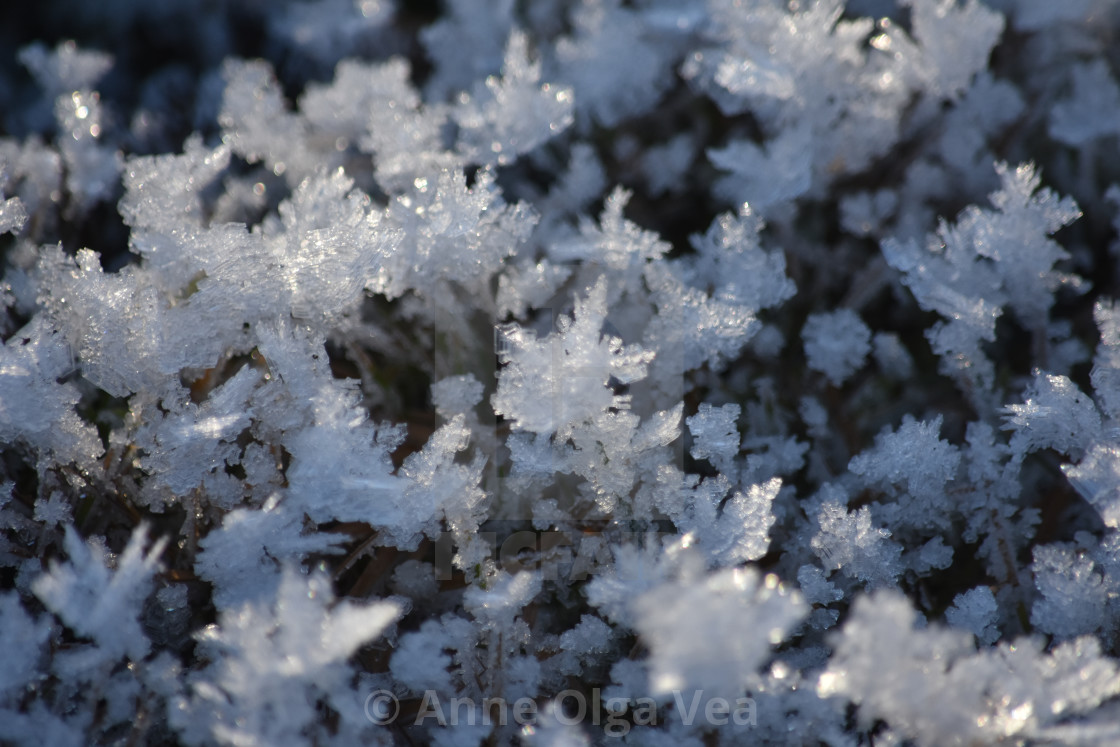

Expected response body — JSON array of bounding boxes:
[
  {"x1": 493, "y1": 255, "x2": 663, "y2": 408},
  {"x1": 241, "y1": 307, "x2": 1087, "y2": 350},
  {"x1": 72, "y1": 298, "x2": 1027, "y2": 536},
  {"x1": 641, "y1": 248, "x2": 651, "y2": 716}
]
[{"x1": 3, "y1": 0, "x2": 1120, "y2": 743}]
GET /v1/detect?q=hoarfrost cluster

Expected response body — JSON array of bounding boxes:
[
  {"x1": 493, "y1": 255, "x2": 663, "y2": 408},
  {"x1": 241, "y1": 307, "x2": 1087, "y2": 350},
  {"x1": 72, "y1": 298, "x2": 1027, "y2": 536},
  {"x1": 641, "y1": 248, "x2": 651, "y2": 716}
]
[{"x1": 3, "y1": 0, "x2": 1120, "y2": 744}]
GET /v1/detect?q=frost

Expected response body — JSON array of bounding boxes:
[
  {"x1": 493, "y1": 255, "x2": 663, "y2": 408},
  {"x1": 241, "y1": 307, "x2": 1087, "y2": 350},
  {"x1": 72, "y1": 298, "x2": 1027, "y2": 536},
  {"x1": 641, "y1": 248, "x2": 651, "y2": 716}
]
[
  {"x1": 643, "y1": 261, "x2": 759, "y2": 377},
  {"x1": 399, "y1": 415, "x2": 488, "y2": 551},
  {"x1": 0, "y1": 195, "x2": 27, "y2": 235},
  {"x1": 454, "y1": 30, "x2": 573, "y2": 166},
  {"x1": 904, "y1": 0, "x2": 1005, "y2": 101},
  {"x1": 431, "y1": 374, "x2": 484, "y2": 419},
  {"x1": 871, "y1": 332, "x2": 915, "y2": 379},
  {"x1": 0, "y1": 316, "x2": 100, "y2": 465},
  {"x1": 420, "y1": 0, "x2": 514, "y2": 101},
  {"x1": 1091, "y1": 299, "x2": 1120, "y2": 419},
  {"x1": 709, "y1": 124, "x2": 813, "y2": 212},
  {"x1": 1031, "y1": 543, "x2": 1110, "y2": 639},
  {"x1": 796, "y1": 565, "x2": 843, "y2": 606},
  {"x1": 19, "y1": 41, "x2": 112, "y2": 96},
  {"x1": 912, "y1": 535, "x2": 954, "y2": 574},
  {"x1": 55, "y1": 91, "x2": 118, "y2": 196},
  {"x1": 945, "y1": 586, "x2": 1000, "y2": 645},
  {"x1": 586, "y1": 540, "x2": 688, "y2": 629},
  {"x1": 5, "y1": 2, "x2": 1120, "y2": 743},
  {"x1": 1063, "y1": 445, "x2": 1120, "y2": 529},
  {"x1": 534, "y1": 142, "x2": 606, "y2": 219},
  {"x1": 672, "y1": 475, "x2": 782, "y2": 568},
  {"x1": 821, "y1": 591, "x2": 1120, "y2": 746},
  {"x1": 136, "y1": 364, "x2": 258, "y2": 500},
  {"x1": 390, "y1": 617, "x2": 470, "y2": 696},
  {"x1": 219, "y1": 59, "x2": 313, "y2": 181},
  {"x1": 196, "y1": 497, "x2": 350, "y2": 609},
  {"x1": 493, "y1": 277, "x2": 653, "y2": 437},
  {"x1": 685, "y1": 206, "x2": 795, "y2": 312},
  {"x1": 256, "y1": 325, "x2": 407, "y2": 529},
  {"x1": 551, "y1": 187, "x2": 670, "y2": 286},
  {"x1": 553, "y1": 0, "x2": 680, "y2": 127},
  {"x1": 32, "y1": 525, "x2": 165, "y2": 665},
  {"x1": 1049, "y1": 60, "x2": 1120, "y2": 147},
  {"x1": 521, "y1": 701, "x2": 592, "y2": 747},
  {"x1": 977, "y1": 162, "x2": 1083, "y2": 324},
  {"x1": 0, "y1": 591, "x2": 50, "y2": 697},
  {"x1": 811, "y1": 498, "x2": 903, "y2": 587},
  {"x1": 556, "y1": 615, "x2": 613, "y2": 676},
  {"x1": 33, "y1": 492, "x2": 70, "y2": 527},
  {"x1": 633, "y1": 562, "x2": 806, "y2": 701},
  {"x1": 382, "y1": 167, "x2": 535, "y2": 305},
  {"x1": 175, "y1": 567, "x2": 400, "y2": 746},
  {"x1": 1003, "y1": 372, "x2": 1101, "y2": 459},
  {"x1": 686, "y1": 402, "x2": 740, "y2": 476},
  {"x1": 269, "y1": 0, "x2": 392, "y2": 73},
  {"x1": 849, "y1": 416, "x2": 961, "y2": 532},
  {"x1": 883, "y1": 162, "x2": 1081, "y2": 395},
  {"x1": 802, "y1": 309, "x2": 872, "y2": 386},
  {"x1": 118, "y1": 136, "x2": 231, "y2": 284},
  {"x1": 300, "y1": 57, "x2": 417, "y2": 145}
]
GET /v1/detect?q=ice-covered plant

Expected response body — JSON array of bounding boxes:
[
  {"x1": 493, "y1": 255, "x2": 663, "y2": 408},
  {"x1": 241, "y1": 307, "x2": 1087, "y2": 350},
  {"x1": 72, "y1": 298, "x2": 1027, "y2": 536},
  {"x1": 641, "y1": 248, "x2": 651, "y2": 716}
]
[{"x1": 5, "y1": 1, "x2": 1120, "y2": 744}]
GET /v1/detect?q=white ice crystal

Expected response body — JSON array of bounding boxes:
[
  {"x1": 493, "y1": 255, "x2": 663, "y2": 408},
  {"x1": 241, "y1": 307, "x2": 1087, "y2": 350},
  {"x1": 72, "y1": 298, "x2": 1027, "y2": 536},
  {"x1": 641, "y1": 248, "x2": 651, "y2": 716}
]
[
  {"x1": 904, "y1": 0, "x2": 1005, "y2": 101},
  {"x1": 390, "y1": 616, "x2": 473, "y2": 696},
  {"x1": 19, "y1": 41, "x2": 112, "y2": 97},
  {"x1": 564, "y1": 402, "x2": 683, "y2": 513},
  {"x1": 802, "y1": 309, "x2": 872, "y2": 386},
  {"x1": 633, "y1": 562, "x2": 806, "y2": 701},
  {"x1": 454, "y1": 30, "x2": 573, "y2": 166},
  {"x1": 686, "y1": 402, "x2": 740, "y2": 476},
  {"x1": 255, "y1": 324, "x2": 411, "y2": 530},
  {"x1": 709, "y1": 124, "x2": 813, "y2": 212},
  {"x1": 399, "y1": 415, "x2": 488, "y2": 550},
  {"x1": 381, "y1": 166, "x2": 535, "y2": 305},
  {"x1": 685, "y1": 205, "x2": 795, "y2": 312},
  {"x1": 136, "y1": 364, "x2": 259, "y2": 500},
  {"x1": 1063, "y1": 445, "x2": 1120, "y2": 529},
  {"x1": 1090, "y1": 299, "x2": 1120, "y2": 419},
  {"x1": 586, "y1": 539, "x2": 693, "y2": 629},
  {"x1": 195, "y1": 496, "x2": 350, "y2": 609},
  {"x1": 848, "y1": 415, "x2": 961, "y2": 531},
  {"x1": 1049, "y1": 60, "x2": 1120, "y2": 147},
  {"x1": 643, "y1": 261, "x2": 759, "y2": 378},
  {"x1": 1031, "y1": 543, "x2": 1111, "y2": 639},
  {"x1": 883, "y1": 161, "x2": 1081, "y2": 396},
  {"x1": 812, "y1": 498, "x2": 903, "y2": 587},
  {"x1": 32, "y1": 525, "x2": 166, "y2": 666},
  {"x1": 0, "y1": 315, "x2": 100, "y2": 466},
  {"x1": 268, "y1": 0, "x2": 393, "y2": 72},
  {"x1": 1003, "y1": 372, "x2": 1101, "y2": 460},
  {"x1": 971, "y1": 162, "x2": 1082, "y2": 324},
  {"x1": 54, "y1": 89, "x2": 121, "y2": 213},
  {"x1": 0, "y1": 194, "x2": 26, "y2": 236},
  {"x1": 0, "y1": 591, "x2": 51, "y2": 698},
  {"x1": 431, "y1": 374, "x2": 485, "y2": 419},
  {"x1": 821, "y1": 590, "x2": 1120, "y2": 746},
  {"x1": 493, "y1": 277, "x2": 653, "y2": 437},
  {"x1": 945, "y1": 586, "x2": 1000, "y2": 645},
  {"x1": 553, "y1": 0, "x2": 681, "y2": 128},
  {"x1": 219, "y1": 59, "x2": 314, "y2": 182},
  {"x1": 175, "y1": 567, "x2": 400, "y2": 746},
  {"x1": 420, "y1": 0, "x2": 514, "y2": 101}
]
